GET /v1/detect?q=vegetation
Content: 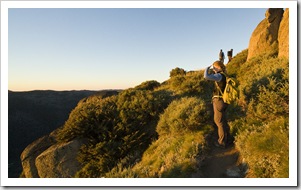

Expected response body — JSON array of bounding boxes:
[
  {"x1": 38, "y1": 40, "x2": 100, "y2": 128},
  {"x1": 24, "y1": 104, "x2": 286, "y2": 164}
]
[
  {"x1": 52, "y1": 48, "x2": 289, "y2": 178},
  {"x1": 106, "y1": 97, "x2": 211, "y2": 178},
  {"x1": 227, "y1": 50, "x2": 289, "y2": 178}
]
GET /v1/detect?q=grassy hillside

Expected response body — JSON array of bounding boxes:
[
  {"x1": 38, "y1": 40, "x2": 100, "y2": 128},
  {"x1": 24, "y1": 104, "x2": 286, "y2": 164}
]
[
  {"x1": 227, "y1": 50, "x2": 289, "y2": 178},
  {"x1": 53, "y1": 49, "x2": 289, "y2": 178}
]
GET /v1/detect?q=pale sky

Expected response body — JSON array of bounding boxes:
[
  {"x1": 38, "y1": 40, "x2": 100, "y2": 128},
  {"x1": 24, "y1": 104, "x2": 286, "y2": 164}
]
[{"x1": 8, "y1": 5, "x2": 268, "y2": 91}]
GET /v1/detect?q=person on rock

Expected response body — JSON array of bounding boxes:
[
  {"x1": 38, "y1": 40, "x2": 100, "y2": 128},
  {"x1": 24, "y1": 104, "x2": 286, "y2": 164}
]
[
  {"x1": 219, "y1": 49, "x2": 225, "y2": 63},
  {"x1": 227, "y1": 49, "x2": 233, "y2": 63}
]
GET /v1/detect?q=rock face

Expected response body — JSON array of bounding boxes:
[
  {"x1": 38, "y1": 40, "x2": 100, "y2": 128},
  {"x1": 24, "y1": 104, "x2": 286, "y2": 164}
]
[
  {"x1": 20, "y1": 135, "x2": 56, "y2": 178},
  {"x1": 35, "y1": 139, "x2": 85, "y2": 178},
  {"x1": 247, "y1": 8, "x2": 284, "y2": 61},
  {"x1": 278, "y1": 8, "x2": 289, "y2": 58},
  {"x1": 20, "y1": 129, "x2": 87, "y2": 178}
]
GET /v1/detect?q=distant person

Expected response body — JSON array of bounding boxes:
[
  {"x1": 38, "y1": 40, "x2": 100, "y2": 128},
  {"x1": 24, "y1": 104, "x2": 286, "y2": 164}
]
[
  {"x1": 219, "y1": 49, "x2": 225, "y2": 63},
  {"x1": 227, "y1": 49, "x2": 233, "y2": 63},
  {"x1": 204, "y1": 60, "x2": 232, "y2": 148}
]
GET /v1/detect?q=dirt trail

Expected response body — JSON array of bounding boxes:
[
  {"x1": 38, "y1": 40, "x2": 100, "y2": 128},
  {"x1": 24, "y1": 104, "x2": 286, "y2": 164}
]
[
  {"x1": 200, "y1": 144, "x2": 241, "y2": 178},
  {"x1": 196, "y1": 128, "x2": 247, "y2": 178}
]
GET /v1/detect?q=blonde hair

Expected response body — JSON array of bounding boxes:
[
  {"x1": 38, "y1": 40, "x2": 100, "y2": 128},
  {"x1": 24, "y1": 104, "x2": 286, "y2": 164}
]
[{"x1": 213, "y1": 61, "x2": 226, "y2": 73}]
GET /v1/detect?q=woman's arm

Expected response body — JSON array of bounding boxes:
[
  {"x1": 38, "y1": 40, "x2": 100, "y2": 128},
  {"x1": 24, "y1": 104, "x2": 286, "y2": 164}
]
[{"x1": 204, "y1": 66, "x2": 222, "y2": 82}]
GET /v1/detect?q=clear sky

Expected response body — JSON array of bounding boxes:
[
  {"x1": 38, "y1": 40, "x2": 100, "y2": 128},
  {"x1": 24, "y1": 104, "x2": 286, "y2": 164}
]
[{"x1": 8, "y1": 7, "x2": 267, "y2": 91}]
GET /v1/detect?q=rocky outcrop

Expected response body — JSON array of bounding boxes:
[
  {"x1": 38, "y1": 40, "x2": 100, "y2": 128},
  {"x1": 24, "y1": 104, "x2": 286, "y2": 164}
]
[
  {"x1": 20, "y1": 135, "x2": 56, "y2": 178},
  {"x1": 247, "y1": 8, "x2": 284, "y2": 61},
  {"x1": 35, "y1": 139, "x2": 86, "y2": 178},
  {"x1": 20, "y1": 128, "x2": 87, "y2": 178},
  {"x1": 278, "y1": 8, "x2": 289, "y2": 58}
]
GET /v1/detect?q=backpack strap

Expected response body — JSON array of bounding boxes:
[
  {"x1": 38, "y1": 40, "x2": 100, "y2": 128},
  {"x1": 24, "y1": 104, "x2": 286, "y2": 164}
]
[
  {"x1": 213, "y1": 72, "x2": 226, "y2": 99},
  {"x1": 216, "y1": 72, "x2": 227, "y2": 93},
  {"x1": 220, "y1": 72, "x2": 227, "y2": 78},
  {"x1": 214, "y1": 81, "x2": 224, "y2": 96}
]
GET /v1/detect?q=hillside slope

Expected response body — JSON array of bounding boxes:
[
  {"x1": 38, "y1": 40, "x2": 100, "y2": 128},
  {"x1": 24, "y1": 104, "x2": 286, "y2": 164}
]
[{"x1": 17, "y1": 8, "x2": 289, "y2": 179}]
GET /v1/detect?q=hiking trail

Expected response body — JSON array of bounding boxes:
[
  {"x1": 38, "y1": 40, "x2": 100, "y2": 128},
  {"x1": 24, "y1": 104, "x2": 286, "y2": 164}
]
[{"x1": 197, "y1": 132, "x2": 248, "y2": 178}]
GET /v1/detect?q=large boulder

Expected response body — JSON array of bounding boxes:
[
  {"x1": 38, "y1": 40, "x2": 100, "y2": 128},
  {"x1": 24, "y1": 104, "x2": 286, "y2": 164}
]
[
  {"x1": 278, "y1": 8, "x2": 289, "y2": 58},
  {"x1": 20, "y1": 135, "x2": 56, "y2": 178},
  {"x1": 21, "y1": 127, "x2": 87, "y2": 178},
  {"x1": 247, "y1": 8, "x2": 284, "y2": 61},
  {"x1": 35, "y1": 139, "x2": 86, "y2": 178}
]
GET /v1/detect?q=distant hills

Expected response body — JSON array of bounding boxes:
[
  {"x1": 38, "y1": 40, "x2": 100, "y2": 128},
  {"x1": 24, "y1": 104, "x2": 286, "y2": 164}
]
[{"x1": 8, "y1": 90, "x2": 119, "y2": 177}]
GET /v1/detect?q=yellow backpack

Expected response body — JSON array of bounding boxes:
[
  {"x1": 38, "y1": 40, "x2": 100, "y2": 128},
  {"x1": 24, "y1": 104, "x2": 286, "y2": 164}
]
[{"x1": 215, "y1": 73, "x2": 239, "y2": 104}]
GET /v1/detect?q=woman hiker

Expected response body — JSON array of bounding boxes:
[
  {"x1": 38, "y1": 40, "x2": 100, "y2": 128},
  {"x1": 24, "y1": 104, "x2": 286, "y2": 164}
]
[{"x1": 204, "y1": 60, "x2": 232, "y2": 148}]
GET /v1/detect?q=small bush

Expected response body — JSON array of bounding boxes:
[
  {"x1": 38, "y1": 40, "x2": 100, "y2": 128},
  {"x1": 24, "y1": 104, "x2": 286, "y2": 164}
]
[
  {"x1": 165, "y1": 70, "x2": 214, "y2": 99},
  {"x1": 134, "y1": 80, "x2": 161, "y2": 91},
  {"x1": 170, "y1": 67, "x2": 186, "y2": 77},
  {"x1": 56, "y1": 95, "x2": 119, "y2": 142},
  {"x1": 247, "y1": 77, "x2": 288, "y2": 123},
  {"x1": 235, "y1": 117, "x2": 289, "y2": 178},
  {"x1": 246, "y1": 58, "x2": 289, "y2": 124},
  {"x1": 156, "y1": 97, "x2": 210, "y2": 136},
  {"x1": 129, "y1": 131, "x2": 208, "y2": 177},
  {"x1": 237, "y1": 55, "x2": 288, "y2": 103}
]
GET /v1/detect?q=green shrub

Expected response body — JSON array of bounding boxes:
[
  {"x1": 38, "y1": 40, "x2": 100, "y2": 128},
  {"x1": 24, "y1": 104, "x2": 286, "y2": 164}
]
[
  {"x1": 245, "y1": 57, "x2": 288, "y2": 124},
  {"x1": 74, "y1": 88, "x2": 172, "y2": 177},
  {"x1": 56, "y1": 95, "x2": 119, "y2": 142},
  {"x1": 247, "y1": 77, "x2": 289, "y2": 123},
  {"x1": 134, "y1": 80, "x2": 161, "y2": 91},
  {"x1": 156, "y1": 97, "x2": 210, "y2": 136},
  {"x1": 165, "y1": 70, "x2": 214, "y2": 99},
  {"x1": 237, "y1": 55, "x2": 288, "y2": 103},
  {"x1": 235, "y1": 117, "x2": 289, "y2": 178},
  {"x1": 129, "y1": 131, "x2": 208, "y2": 177},
  {"x1": 170, "y1": 67, "x2": 186, "y2": 77},
  {"x1": 105, "y1": 96, "x2": 212, "y2": 178}
]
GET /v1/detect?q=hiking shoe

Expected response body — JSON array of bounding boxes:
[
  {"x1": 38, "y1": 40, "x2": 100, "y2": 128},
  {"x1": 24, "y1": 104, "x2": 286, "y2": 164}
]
[{"x1": 214, "y1": 142, "x2": 226, "y2": 149}]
